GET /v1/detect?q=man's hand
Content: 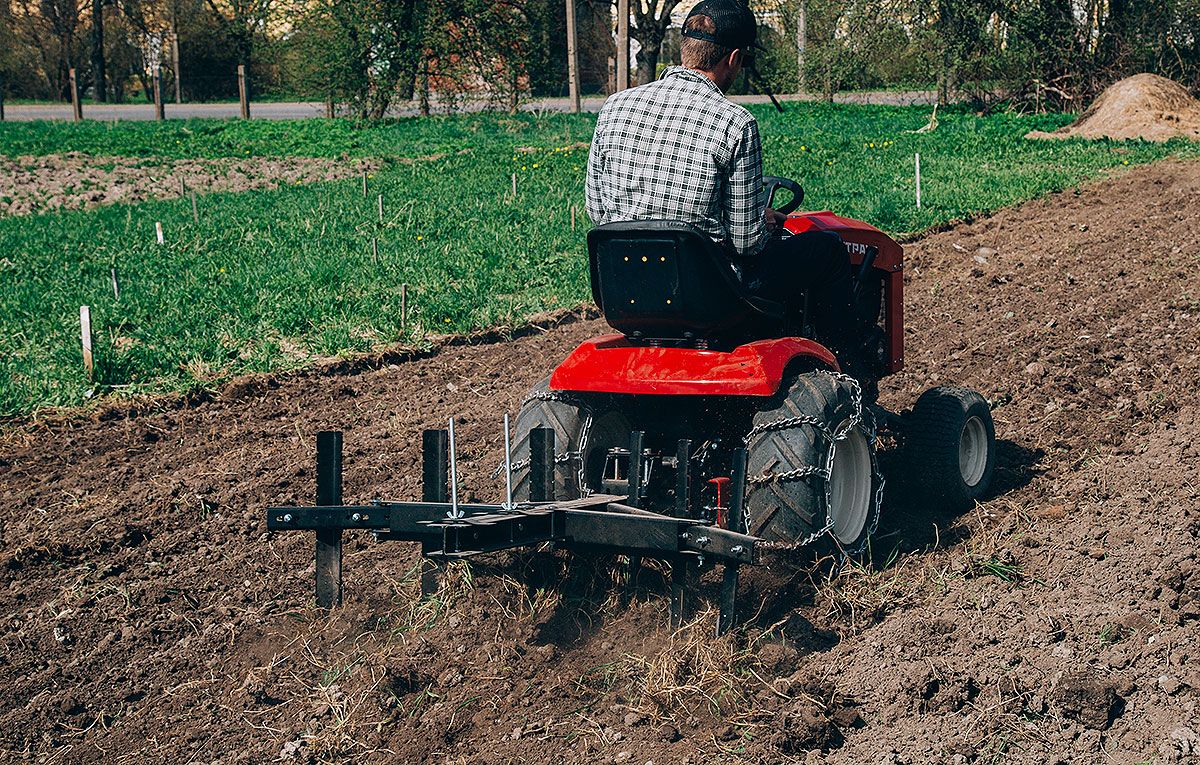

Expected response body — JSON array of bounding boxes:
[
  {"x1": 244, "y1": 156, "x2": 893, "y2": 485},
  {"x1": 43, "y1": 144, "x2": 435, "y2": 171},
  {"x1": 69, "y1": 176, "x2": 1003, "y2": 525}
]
[{"x1": 765, "y1": 207, "x2": 788, "y2": 232}]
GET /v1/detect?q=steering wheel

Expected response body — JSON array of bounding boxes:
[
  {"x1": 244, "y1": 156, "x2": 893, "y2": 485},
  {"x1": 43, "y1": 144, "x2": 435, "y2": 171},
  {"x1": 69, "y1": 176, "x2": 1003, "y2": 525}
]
[{"x1": 763, "y1": 176, "x2": 804, "y2": 215}]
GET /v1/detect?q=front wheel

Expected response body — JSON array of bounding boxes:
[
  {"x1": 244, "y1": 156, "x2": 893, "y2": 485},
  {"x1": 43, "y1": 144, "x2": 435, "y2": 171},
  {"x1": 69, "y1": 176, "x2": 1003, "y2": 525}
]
[{"x1": 904, "y1": 387, "x2": 996, "y2": 510}]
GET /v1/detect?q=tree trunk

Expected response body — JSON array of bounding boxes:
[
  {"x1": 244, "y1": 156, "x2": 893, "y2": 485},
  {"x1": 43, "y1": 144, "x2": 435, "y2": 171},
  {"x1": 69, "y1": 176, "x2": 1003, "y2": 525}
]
[
  {"x1": 635, "y1": 47, "x2": 659, "y2": 85},
  {"x1": 91, "y1": 0, "x2": 106, "y2": 101}
]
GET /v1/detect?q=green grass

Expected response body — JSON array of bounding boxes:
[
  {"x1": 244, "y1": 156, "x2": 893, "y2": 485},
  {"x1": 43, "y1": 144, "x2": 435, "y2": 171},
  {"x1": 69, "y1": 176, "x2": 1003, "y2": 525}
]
[
  {"x1": 0, "y1": 112, "x2": 597, "y2": 160},
  {"x1": 1, "y1": 104, "x2": 1196, "y2": 417}
]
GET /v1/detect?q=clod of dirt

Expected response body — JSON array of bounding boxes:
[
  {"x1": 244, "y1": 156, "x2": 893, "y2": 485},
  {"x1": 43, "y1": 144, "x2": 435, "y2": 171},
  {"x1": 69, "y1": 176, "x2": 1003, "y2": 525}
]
[
  {"x1": 1051, "y1": 671, "x2": 1123, "y2": 730},
  {"x1": 772, "y1": 699, "x2": 844, "y2": 753},
  {"x1": 757, "y1": 642, "x2": 800, "y2": 674},
  {"x1": 656, "y1": 723, "x2": 680, "y2": 743},
  {"x1": 1027, "y1": 74, "x2": 1200, "y2": 142}
]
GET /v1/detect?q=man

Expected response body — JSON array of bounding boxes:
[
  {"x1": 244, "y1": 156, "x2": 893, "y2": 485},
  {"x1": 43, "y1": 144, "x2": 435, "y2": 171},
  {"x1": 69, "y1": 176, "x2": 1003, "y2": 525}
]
[{"x1": 585, "y1": 0, "x2": 862, "y2": 377}]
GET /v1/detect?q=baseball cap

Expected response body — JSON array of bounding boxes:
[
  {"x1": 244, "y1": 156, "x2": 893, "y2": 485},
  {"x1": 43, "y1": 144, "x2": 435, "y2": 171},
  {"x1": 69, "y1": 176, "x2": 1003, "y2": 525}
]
[{"x1": 681, "y1": 0, "x2": 765, "y2": 52}]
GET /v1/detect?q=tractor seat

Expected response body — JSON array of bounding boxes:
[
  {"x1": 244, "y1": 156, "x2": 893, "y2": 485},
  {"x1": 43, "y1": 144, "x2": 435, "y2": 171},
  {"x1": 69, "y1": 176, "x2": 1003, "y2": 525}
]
[{"x1": 587, "y1": 220, "x2": 785, "y2": 342}]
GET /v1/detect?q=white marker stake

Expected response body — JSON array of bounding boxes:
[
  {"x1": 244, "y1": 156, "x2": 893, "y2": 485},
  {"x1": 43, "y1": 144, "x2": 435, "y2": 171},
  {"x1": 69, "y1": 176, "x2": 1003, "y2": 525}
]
[
  {"x1": 511, "y1": 173, "x2": 517, "y2": 197},
  {"x1": 80, "y1": 305, "x2": 94, "y2": 380},
  {"x1": 571, "y1": 205, "x2": 576, "y2": 231},
  {"x1": 915, "y1": 153, "x2": 922, "y2": 210},
  {"x1": 156, "y1": 221, "x2": 164, "y2": 244},
  {"x1": 401, "y1": 283, "x2": 408, "y2": 330},
  {"x1": 377, "y1": 194, "x2": 384, "y2": 223},
  {"x1": 448, "y1": 417, "x2": 461, "y2": 519},
  {"x1": 503, "y1": 413, "x2": 513, "y2": 511},
  {"x1": 191, "y1": 192, "x2": 199, "y2": 223},
  {"x1": 110, "y1": 268, "x2": 119, "y2": 300}
]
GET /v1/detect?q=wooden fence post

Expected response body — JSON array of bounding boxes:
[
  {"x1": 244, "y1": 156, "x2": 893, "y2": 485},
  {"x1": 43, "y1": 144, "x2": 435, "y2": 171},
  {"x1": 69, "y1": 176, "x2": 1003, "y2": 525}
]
[
  {"x1": 566, "y1": 0, "x2": 581, "y2": 112},
  {"x1": 153, "y1": 71, "x2": 165, "y2": 120},
  {"x1": 616, "y1": 0, "x2": 630, "y2": 91},
  {"x1": 237, "y1": 64, "x2": 249, "y2": 119},
  {"x1": 172, "y1": 33, "x2": 182, "y2": 104},
  {"x1": 70, "y1": 68, "x2": 83, "y2": 121},
  {"x1": 80, "y1": 306, "x2": 94, "y2": 380}
]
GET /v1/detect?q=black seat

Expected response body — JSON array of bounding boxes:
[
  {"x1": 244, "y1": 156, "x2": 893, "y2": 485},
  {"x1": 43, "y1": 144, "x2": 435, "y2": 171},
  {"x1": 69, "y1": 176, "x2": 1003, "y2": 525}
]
[{"x1": 587, "y1": 221, "x2": 785, "y2": 342}]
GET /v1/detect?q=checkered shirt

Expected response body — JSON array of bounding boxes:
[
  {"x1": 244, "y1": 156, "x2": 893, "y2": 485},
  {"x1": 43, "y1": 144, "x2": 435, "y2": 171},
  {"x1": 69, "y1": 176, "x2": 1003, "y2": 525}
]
[{"x1": 586, "y1": 66, "x2": 768, "y2": 257}]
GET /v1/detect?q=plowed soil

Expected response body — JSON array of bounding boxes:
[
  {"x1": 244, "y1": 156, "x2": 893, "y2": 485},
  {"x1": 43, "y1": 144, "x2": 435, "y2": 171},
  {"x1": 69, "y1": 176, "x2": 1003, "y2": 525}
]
[
  {"x1": 0, "y1": 154, "x2": 381, "y2": 217},
  {"x1": 2, "y1": 159, "x2": 1199, "y2": 764}
]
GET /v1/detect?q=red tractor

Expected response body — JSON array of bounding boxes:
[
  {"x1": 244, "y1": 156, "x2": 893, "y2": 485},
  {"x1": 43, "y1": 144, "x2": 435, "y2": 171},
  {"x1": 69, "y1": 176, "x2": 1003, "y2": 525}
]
[{"x1": 511, "y1": 177, "x2": 996, "y2": 556}]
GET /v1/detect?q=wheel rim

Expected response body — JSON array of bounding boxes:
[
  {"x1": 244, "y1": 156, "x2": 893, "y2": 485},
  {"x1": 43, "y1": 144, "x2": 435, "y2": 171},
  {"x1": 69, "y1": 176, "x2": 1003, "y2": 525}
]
[
  {"x1": 828, "y1": 426, "x2": 872, "y2": 545},
  {"x1": 959, "y1": 415, "x2": 989, "y2": 488}
]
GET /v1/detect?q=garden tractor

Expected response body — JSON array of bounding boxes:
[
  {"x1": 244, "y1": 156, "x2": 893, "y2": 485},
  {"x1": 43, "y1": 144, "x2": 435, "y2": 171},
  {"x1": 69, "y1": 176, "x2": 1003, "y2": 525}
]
[
  {"x1": 509, "y1": 176, "x2": 995, "y2": 555},
  {"x1": 266, "y1": 176, "x2": 996, "y2": 632}
]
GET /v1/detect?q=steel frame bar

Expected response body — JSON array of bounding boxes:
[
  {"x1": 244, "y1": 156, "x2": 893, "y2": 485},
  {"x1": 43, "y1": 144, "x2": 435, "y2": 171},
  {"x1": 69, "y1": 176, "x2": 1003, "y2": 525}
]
[
  {"x1": 270, "y1": 430, "x2": 764, "y2": 633},
  {"x1": 315, "y1": 431, "x2": 343, "y2": 608}
]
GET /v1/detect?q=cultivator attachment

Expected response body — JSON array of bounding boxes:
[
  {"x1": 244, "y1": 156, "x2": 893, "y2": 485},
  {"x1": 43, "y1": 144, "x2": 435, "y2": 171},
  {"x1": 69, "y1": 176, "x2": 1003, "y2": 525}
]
[{"x1": 267, "y1": 425, "x2": 761, "y2": 634}]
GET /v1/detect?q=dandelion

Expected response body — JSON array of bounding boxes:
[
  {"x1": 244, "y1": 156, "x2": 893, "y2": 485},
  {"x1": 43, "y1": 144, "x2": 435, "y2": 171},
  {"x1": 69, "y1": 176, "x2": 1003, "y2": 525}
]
[
  {"x1": 444, "y1": 318, "x2": 451, "y2": 323},
  {"x1": 800, "y1": 145, "x2": 807, "y2": 151},
  {"x1": 417, "y1": 235, "x2": 424, "y2": 241},
  {"x1": 219, "y1": 267, "x2": 226, "y2": 273},
  {"x1": 522, "y1": 165, "x2": 527, "y2": 170},
  {"x1": 533, "y1": 163, "x2": 539, "y2": 168}
]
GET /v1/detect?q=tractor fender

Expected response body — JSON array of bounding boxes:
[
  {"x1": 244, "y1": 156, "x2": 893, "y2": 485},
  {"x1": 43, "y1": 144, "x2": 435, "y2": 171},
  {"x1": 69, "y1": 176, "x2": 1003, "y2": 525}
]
[{"x1": 549, "y1": 334, "x2": 839, "y2": 397}]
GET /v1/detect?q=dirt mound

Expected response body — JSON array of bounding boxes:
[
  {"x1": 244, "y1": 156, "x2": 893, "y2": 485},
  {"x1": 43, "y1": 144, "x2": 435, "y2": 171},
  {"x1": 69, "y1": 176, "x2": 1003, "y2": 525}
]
[
  {"x1": 1028, "y1": 73, "x2": 1200, "y2": 142},
  {"x1": 2, "y1": 159, "x2": 1200, "y2": 763}
]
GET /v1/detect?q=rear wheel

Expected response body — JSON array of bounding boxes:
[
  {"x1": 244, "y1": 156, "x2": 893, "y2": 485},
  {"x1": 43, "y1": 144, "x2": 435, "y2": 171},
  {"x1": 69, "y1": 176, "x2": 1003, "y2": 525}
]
[
  {"x1": 904, "y1": 387, "x2": 996, "y2": 510},
  {"x1": 511, "y1": 379, "x2": 630, "y2": 500},
  {"x1": 744, "y1": 371, "x2": 883, "y2": 556}
]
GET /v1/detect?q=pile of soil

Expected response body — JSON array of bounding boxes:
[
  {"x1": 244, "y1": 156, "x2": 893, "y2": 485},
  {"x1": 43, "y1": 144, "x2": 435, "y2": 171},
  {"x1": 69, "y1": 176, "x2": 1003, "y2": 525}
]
[
  {"x1": 2, "y1": 159, "x2": 1200, "y2": 763},
  {"x1": 1028, "y1": 73, "x2": 1200, "y2": 142},
  {"x1": 0, "y1": 154, "x2": 382, "y2": 217}
]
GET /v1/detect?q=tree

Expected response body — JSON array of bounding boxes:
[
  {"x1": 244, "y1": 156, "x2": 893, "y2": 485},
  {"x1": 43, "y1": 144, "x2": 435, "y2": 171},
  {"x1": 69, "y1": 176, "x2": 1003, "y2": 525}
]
[
  {"x1": 201, "y1": 0, "x2": 277, "y2": 68},
  {"x1": 630, "y1": 0, "x2": 683, "y2": 84}
]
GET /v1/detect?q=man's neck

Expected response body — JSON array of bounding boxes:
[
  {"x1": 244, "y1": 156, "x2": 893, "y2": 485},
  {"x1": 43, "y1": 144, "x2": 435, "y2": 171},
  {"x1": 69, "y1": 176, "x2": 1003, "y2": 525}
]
[{"x1": 690, "y1": 67, "x2": 724, "y2": 91}]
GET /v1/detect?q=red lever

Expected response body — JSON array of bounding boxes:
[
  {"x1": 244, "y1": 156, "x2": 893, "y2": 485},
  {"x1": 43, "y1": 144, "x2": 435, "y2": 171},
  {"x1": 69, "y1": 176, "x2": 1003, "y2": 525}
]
[{"x1": 708, "y1": 476, "x2": 731, "y2": 528}]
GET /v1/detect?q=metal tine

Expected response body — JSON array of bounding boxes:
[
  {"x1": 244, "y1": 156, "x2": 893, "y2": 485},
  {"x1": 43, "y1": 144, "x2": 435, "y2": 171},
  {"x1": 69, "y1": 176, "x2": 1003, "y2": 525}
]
[
  {"x1": 448, "y1": 417, "x2": 462, "y2": 519},
  {"x1": 503, "y1": 413, "x2": 514, "y2": 511}
]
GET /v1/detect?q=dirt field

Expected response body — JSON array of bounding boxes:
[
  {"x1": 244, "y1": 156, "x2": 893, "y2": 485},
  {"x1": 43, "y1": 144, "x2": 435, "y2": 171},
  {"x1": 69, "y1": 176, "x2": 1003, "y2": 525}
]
[
  {"x1": 0, "y1": 154, "x2": 381, "y2": 217},
  {"x1": 2, "y1": 159, "x2": 1198, "y2": 764}
]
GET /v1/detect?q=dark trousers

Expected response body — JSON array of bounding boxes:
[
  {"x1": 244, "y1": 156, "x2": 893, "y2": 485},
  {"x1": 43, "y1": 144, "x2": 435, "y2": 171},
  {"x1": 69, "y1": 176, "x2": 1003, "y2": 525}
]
[{"x1": 741, "y1": 230, "x2": 856, "y2": 356}]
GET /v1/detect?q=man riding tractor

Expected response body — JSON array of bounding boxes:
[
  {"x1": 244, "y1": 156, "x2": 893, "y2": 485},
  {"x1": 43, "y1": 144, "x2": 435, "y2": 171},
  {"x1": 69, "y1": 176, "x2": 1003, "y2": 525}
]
[{"x1": 585, "y1": 0, "x2": 871, "y2": 391}]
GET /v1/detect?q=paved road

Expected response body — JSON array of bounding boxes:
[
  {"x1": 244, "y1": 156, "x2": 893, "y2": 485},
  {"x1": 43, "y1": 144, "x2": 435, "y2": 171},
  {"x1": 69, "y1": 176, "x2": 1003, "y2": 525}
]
[{"x1": 2, "y1": 91, "x2": 939, "y2": 122}]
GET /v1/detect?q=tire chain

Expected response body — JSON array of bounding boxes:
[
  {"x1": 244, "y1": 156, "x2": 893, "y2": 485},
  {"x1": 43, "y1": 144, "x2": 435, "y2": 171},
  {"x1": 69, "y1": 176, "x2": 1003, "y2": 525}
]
[
  {"x1": 492, "y1": 387, "x2": 594, "y2": 496},
  {"x1": 743, "y1": 370, "x2": 880, "y2": 554},
  {"x1": 496, "y1": 373, "x2": 882, "y2": 553}
]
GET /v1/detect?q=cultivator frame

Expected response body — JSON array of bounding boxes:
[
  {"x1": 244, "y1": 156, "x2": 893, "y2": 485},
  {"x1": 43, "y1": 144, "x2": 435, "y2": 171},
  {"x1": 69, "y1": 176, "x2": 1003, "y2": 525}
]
[{"x1": 267, "y1": 428, "x2": 762, "y2": 634}]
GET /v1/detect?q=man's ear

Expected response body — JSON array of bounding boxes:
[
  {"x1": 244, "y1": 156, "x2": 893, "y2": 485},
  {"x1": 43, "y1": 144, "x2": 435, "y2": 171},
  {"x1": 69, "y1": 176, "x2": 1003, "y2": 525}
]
[{"x1": 729, "y1": 49, "x2": 743, "y2": 68}]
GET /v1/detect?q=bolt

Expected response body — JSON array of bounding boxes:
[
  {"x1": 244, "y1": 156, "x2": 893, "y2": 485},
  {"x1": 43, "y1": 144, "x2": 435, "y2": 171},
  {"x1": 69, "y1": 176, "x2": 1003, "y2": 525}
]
[
  {"x1": 282, "y1": 514, "x2": 293, "y2": 523},
  {"x1": 681, "y1": 532, "x2": 690, "y2": 540},
  {"x1": 351, "y1": 513, "x2": 362, "y2": 522},
  {"x1": 731, "y1": 545, "x2": 745, "y2": 555},
  {"x1": 696, "y1": 536, "x2": 710, "y2": 547}
]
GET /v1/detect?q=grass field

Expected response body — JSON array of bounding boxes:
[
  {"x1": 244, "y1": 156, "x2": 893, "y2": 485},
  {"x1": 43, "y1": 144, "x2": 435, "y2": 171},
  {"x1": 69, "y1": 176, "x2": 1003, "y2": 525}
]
[{"x1": 2, "y1": 104, "x2": 1196, "y2": 417}]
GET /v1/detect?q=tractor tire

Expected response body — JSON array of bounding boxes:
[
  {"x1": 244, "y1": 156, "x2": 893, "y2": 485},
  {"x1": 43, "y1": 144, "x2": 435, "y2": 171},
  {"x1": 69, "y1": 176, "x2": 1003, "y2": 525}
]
[
  {"x1": 510, "y1": 378, "x2": 630, "y2": 501},
  {"x1": 904, "y1": 387, "x2": 996, "y2": 511},
  {"x1": 745, "y1": 371, "x2": 883, "y2": 556}
]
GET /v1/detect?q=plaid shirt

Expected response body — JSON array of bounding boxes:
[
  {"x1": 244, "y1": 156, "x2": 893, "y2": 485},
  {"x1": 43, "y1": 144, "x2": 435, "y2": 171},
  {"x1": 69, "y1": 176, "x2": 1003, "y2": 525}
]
[{"x1": 586, "y1": 66, "x2": 768, "y2": 257}]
